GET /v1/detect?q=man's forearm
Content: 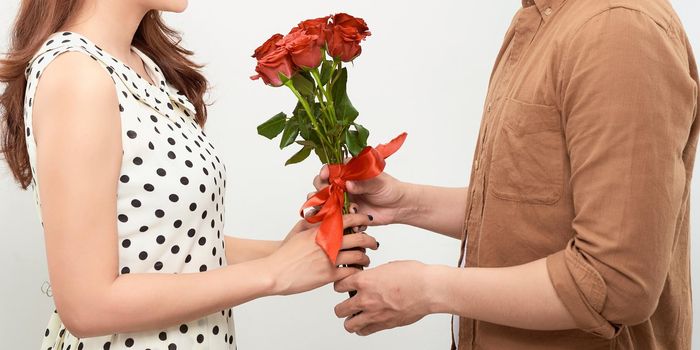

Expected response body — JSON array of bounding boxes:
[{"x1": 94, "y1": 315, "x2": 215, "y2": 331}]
[
  {"x1": 425, "y1": 258, "x2": 578, "y2": 330},
  {"x1": 397, "y1": 184, "x2": 468, "y2": 239}
]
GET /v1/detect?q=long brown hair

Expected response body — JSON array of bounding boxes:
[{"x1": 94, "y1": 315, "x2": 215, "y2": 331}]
[{"x1": 0, "y1": 0, "x2": 209, "y2": 189}]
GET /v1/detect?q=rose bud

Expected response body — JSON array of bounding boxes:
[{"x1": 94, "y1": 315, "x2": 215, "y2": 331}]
[
  {"x1": 250, "y1": 46, "x2": 296, "y2": 87},
  {"x1": 278, "y1": 30, "x2": 323, "y2": 69},
  {"x1": 291, "y1": 16, "x2": 331, "y2": 46},
  {"x1": 326, "y1": 13, "x2": 371, "y2": 62},
  {"x1": 252, "y1": 33, "x2": 284, "y2": 59}
]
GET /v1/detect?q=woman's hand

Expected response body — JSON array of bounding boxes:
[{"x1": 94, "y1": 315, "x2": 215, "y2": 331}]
[{"x1": 265, "y1": 213, "x2": 379, "y2": 296}]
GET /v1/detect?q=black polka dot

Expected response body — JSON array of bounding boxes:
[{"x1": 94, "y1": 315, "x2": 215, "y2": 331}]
[
  {"x1": 187, "y1": 228, "x2": 196, "y2": 237},
  {"x1": 168, "y1": 151, "x2": 176, "y2": 159},
  {"x1": 133, "y1": 157, "x2": 143, "y2": 165},
  {"x1": 121, "y1": 239, "x2": 131, "y2": 248},
  {"x1": 157, "y1": 168, "x2": 166, "y2": 176},
  {"x1": 196, "y1": 334, "x2": 204, "y2": 343},
  {"x1": 167, "y1": 137, "x2": 176, "y2": 145},
  {"x1": 139, "y1": 225, "x2": 149, "y2": 232},
  {"x1": 125, "y1": 338, "x2": 134, "y2": 347},
  {"x1": 144, "y1": 183, "x2": 155, "y2": 192},
  {"x1": 156, "y1": 235, "x2": 165, "y2": 244},
  {"x1": 139, "y1": 251, "x2": 148, "y2": 260},
  {"x1": 171, "y1": 245, "x2": 180, "y2": 254},
  {"x1": 150, "y1": 115, "x2": 158, "y2": 122},
  {"x1": 173, "y1": 219, "x2": 182, "y2": 228},
  {"x1": 121, "y1": 267, "x2": 130, "y2": 274},
  {"x1": 126, "y1": 130, "x2": 137, "y2": 139},
  {"x1": 118, "y1": 214, "x2": 128, "y2": 223},
  {"x1": 179, "y1": 324, "x2": 188, "y2": 333},
  {"x1": 201, "y1": 210, "x2": 208, "y2": 219},
  {"x1": 212, "y1": 247, "x2": 217, "y2": 256},
  {"x1": 199, "y1": 264, "x2": 207, "y2": 272},
  {"x1": 189, "y1": 203, "x2": 197, "y2": 211},
  {"x1": 159, "y1": 331, "x2": 167, "y2": 341},
  {"x1": 210, "y1": 219, "x2": 215, "y2": 228},
  {"x1": 120, "y1": 175, "x2": 130, "y2": 183},
  {"x1": 199, "y1": 184, "x2": 206, "y2": 193},
  {"x1": 169, "y1": 194, "x2": 179, "y2": 202},
  {"x1": 180, "y1": 177, "x2": 189, "y2": 185},
  {"x1": 185, "y1": 254, "x2": 192, "y2": 263},
  {"x1": 119, "y1": 104, "x2": 124, "y2": 112},
  {"x1": 155, "y1": 209, "x2": 165, "y2": 218},
  {"x1": 45, "y1": 328, "x2": 49, "y2": 337},
  {"x1": 148, "y1": 142, "x2": 155, "y2": 150},
  {"x1": 212, "y1": 325, "x2": 219, "y2": 335},
  {"x1": 154, "y1": 261, "x2": 163, "y2": 270},
  {"x1": 131, "y1": 199, "x2": 141, "y2": 208},
  {"x1": 198, "y1": 237, "x2": 206, "y2": 246},
  {"x1": 168, "y1": 344, "x2": 177, "y2": 350},
  {"x1": 103, "y1": 342, "x2": 111, "y2": 350},
  {"x1": 202, "y1": 167, "x2": 209, "y2": 175}
]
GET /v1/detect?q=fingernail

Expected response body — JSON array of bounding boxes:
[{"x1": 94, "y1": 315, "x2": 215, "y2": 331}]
[{"x1": 368, "y1": 214, "x2": 374, "y2": 221}]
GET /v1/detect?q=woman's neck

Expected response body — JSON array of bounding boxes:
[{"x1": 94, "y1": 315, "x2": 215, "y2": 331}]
[{"x1": 61, "y1": 0, "x2": 148, "y2": 64}]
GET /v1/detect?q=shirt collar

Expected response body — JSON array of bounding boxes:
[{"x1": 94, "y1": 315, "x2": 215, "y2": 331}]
[{"x1": 522, "y1": 0, "x2": 566, "y2": 21}]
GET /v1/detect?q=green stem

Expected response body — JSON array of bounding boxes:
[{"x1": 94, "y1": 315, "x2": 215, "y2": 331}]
[
  {"x1": 310, "y1": 69, "x2": 337, "y2": 125},
  {"x1": 285, "y1": 80, "x2": 331, "y2": 161}
]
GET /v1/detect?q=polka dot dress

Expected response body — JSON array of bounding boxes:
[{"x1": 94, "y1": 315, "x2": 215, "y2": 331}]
[{"x1": 24, "y1": 31, "x2": 236, "y2": 349}]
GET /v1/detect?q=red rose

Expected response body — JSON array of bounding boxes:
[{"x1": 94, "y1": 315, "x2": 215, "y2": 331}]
[
  {"x1": 252, "y1": 33, "x2": 284, "y2": 59},
  {"x1": 251, "y1": 46, "x2": 296, "y2": 87},
  {"x1": 326, "y1": 13, "x2": 371, "y2": 62},
  {"x1": 278, "y1": 30, "x2": 323, "y2": 69},
  {"x1": 291, "y1": 16, "x2": 331, "y2": 46}
]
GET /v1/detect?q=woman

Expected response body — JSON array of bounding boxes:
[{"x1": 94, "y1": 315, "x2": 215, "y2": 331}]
[{"x1": 0, "y1": 0, "x2": 378, "y2": 349}]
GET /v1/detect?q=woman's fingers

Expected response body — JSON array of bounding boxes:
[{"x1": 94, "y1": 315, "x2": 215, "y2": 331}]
[
  {"x1": 341, "y1": 233, "x2": 379, "y2": 250},
  {"x1": 336, "y1": 250, "x2": 371, "y2": 267},
  {"x1": 342, "y1": 213, "x2": 372, "y2": 229}
]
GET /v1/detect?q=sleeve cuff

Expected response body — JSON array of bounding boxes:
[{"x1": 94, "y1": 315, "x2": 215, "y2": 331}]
[{"x1": 546, "y1": 244, "x2": 621, "y2": 339}]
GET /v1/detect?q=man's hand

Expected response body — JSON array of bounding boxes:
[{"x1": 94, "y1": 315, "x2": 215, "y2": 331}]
[
  {"x1": 313, "y1": 166, "x2": 410, "y2": 226},
  {"x1": 333, "y1": 261, "x2": 433, "y2": 336}
]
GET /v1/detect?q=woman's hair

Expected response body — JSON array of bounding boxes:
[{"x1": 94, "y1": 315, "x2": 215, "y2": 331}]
[{"x1": 0, "y1": 0, "x2": 209, "y2": 189}]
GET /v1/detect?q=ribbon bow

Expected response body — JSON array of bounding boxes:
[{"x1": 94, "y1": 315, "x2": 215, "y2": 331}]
[{"x1": 300, "y1": 133, "x2": 407, "y2": 263}]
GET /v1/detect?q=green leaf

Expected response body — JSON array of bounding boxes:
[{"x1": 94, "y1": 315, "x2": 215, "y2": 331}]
[
  {"x1": 279, "y1": 119, "x2": 300, "y2": 149},
  {"x1": 292, "y1": 73, "x2": 315, "y2": 97},
  {"x1": 354, "y1": 123, "x2": 370, "y2": 147},
  {"x1": 314, "y1": 145, "x2": 329, "y2": 164},
  {"x1": 285, "y1": 145, "x2": 313, "y2": 166},
  {"x1": 320, "y1": 60, "x2": 333, "y2": 86},
  {"x1": 257, "y1": 112, "x2": 286, "y2": 139},
  {"x1": 296, "y1": 140, "x2": 316, "y2": 147},
  {"x1": 345, "y1": 131, "x2": 363, "y2": 156},
  {"x1": 331, "y1": 68, "x2": 359, "y2": 123}
]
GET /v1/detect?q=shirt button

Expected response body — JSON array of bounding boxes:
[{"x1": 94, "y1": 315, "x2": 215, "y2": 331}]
[{"x1": 544, "y1": 7, "x2": 553, "y2": 16}]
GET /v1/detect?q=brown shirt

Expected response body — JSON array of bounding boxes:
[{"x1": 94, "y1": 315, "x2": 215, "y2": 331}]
[{"x1": 455, "y1": 0, "x2": 699, "y2": 349}]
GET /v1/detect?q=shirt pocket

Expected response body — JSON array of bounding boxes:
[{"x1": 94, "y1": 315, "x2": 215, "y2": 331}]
[{"x1": 488, "y1": 98, "x2": 564, "y2": 205}]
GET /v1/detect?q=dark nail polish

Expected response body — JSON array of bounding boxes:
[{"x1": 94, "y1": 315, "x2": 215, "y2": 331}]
[{"x1": 368, "y1": 214, "x2": 374, "y2": 221}]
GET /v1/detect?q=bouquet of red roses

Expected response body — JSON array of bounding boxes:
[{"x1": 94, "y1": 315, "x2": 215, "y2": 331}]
[{"x1": 251, "y1": 13, "x2": 406, "y2": 264}]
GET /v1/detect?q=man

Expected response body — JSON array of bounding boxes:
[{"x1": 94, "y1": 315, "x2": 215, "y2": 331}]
[{"x1": 314, "y1": 0, "x2": 699, "y2": 348}]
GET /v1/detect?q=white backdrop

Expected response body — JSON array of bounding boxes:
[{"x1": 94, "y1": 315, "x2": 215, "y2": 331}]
[{"x1": 1, "y1": 1, "x2": 698, "y2": 349}]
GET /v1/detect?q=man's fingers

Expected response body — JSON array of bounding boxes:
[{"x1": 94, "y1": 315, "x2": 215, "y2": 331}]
[
  {"x1": 356, "y1": 322, "x2": 387, "y2": 336},
  {"x1": 342, "y1": 213, "x2": 372, "y2": 230},
  {"x1": 336, "y1": 250, "x2": 370, "y2": 267},
  {"x1": 344, "y1": 312, "x2": 373, "y2": 333},
  {"x1": 334, "y1": 273, "x2": 360, "y2": 293},
  {"x1": 341, "y1": 233, "x2": 378, "y2": 251},
  {"x1": 334, "y1": 294, "x2": 362, "y2": 318}
]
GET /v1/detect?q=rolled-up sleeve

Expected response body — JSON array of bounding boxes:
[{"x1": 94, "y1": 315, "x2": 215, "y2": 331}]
[{"x1": 546, "y1": 8, "x2": 698, "y2": 338}]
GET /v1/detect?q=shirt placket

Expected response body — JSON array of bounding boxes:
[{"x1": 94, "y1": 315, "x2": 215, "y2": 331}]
[{"x1": 457, "y1": 6, "x2": 543, "y2": 349}]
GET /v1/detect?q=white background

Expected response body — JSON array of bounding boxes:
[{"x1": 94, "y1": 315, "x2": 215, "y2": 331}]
[{"x1": 1, "y1": 1, "x2": 698, "y2": 349}]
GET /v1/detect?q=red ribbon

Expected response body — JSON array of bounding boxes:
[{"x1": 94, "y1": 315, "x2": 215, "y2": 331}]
[{"x1": 300, "y1": 133, "x2": 408, "y2": 264}]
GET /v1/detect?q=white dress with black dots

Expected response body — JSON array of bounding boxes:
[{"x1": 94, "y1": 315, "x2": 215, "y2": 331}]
[{"x1": 24, "y1": 31, "x2": 236, "y2": 350}]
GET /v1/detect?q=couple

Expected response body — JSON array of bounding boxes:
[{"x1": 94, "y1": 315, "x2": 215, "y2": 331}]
[{"x1": 0, "y1": 0, "x2": 698, "y2": 349}]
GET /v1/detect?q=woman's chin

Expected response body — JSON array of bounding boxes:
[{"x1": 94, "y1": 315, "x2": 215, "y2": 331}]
[{"x1": 152, "y1": 0, "x2": 188, "y2": 13}]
